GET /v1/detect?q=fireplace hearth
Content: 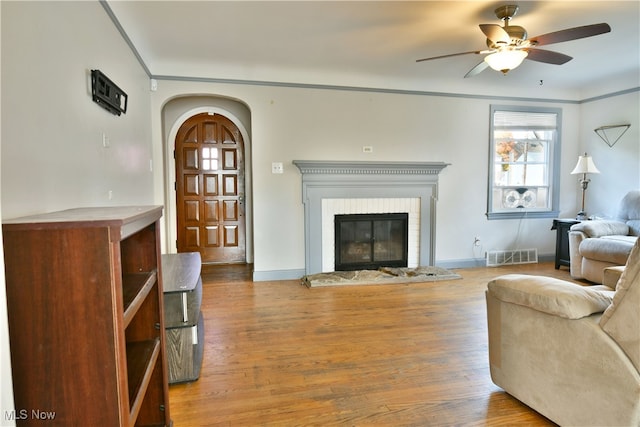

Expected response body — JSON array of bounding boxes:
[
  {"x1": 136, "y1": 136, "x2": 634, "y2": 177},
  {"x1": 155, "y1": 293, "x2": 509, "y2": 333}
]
[{"x1": 335, "y1": 213, "x2": 408, "y2": 271}]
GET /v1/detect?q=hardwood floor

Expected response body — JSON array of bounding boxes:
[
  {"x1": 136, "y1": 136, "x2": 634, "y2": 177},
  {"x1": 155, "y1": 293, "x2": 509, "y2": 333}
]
[{"x1": 169, "y1": 263, "x2": 582, "y2": 426}]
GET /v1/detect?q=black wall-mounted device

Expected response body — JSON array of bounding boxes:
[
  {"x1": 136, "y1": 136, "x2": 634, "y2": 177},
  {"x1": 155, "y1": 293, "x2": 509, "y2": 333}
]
[{"x1": 91, "y1": 69, "x2": 128, "y2": 116}]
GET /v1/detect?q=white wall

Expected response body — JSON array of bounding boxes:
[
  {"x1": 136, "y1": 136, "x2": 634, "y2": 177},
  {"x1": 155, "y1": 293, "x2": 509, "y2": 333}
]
[
  {"x1": 1, "y1": 1, "x2": 154, "y2": 219},
  {"x1": 1, "y1": 1, "x2": 153, "y2": 419},
  {"x1": 150, "y1": 79, "x2": 600, "y2": 277},
  {"x1": 578, "y1": 91, "x2": 640, "y2": 218}
]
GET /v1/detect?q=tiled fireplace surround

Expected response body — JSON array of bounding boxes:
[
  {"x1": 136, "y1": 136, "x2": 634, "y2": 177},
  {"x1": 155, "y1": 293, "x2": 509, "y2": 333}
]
[{"x1": 293, "y1": 161, "x2": 449, "y2": 274}]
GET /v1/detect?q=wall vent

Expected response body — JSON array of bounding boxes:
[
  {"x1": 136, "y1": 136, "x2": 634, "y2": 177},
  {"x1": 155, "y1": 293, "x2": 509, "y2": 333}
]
[{"x1": 486, "y1": 248, "x2": 538, "y2": 267}]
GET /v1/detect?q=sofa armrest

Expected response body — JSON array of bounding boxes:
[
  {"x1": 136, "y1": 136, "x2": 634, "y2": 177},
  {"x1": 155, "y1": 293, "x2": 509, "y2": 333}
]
[
  {"x1": 488, "y1": 274, "x2": 614, "y2": 319},
  {"x1": 571, "y1": 220, "x2": 630, "y2": 238},
  {"x1": 568, "y1": 230, "x2": 586, "y2": 278}
]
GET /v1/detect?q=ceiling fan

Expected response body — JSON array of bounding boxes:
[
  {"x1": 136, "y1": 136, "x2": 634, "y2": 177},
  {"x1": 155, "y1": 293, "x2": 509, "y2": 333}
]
[{"x1": 416, "y1": 5, "x2": 611, "y2": 77}]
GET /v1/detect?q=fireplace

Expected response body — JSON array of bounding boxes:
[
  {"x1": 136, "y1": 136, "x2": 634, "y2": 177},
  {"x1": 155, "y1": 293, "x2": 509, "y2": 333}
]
[
  {"x1": 293, "y1": 161, "x2": 450, "y2": 275},
  {"x1": 335, "y1": 213, "x2": 408, "y2": 271}
]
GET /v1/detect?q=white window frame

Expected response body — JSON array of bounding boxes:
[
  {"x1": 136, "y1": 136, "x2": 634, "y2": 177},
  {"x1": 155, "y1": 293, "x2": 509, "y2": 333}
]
[{"x1": 487, "y1": 105, "x2": 561, "y2": 220}]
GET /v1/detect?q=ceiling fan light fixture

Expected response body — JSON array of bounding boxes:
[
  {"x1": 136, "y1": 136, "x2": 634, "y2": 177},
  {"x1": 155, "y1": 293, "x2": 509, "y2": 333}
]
[{"x1": 484, "y1": 49, "x2": 528, "y2": 74}]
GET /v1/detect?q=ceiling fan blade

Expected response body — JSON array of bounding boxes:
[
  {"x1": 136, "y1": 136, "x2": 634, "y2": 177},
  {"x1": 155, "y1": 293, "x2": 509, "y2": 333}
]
[
  {"x1": 529, "y1": 23, "x2": 611, "y2": 46},
  {"x1": 464, "y1": 61, "x2": 489, "y2": 78},
  {"x1": 416, "y1": 51, "x2": 481, "y2": 62},
  {"x1": 480, "y1": 24, "x2": 510, "y2": 44},
  {"x1": 524, "y1": 48, "x2": 573, "y2": 65}
]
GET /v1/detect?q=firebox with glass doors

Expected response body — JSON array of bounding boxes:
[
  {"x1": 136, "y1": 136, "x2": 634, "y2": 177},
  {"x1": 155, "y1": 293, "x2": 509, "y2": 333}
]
[{"x1": 334, "y1": 213, "x2": 409, "y2": 271}]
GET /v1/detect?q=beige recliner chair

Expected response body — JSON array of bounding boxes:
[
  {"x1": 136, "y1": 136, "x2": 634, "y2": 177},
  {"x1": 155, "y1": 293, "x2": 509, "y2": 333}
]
[
  {"x1": 486, "y1": 237, "x2": 640, "y2": 426},
  {"x1": 569, "y1": 190, "x2": 640, "y2": 284}
]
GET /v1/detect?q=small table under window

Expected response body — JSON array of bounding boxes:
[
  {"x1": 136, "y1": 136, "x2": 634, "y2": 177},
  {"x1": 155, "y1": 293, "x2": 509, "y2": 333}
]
[{"x1": 551, "y1": 219, "x2": 581, "y2": 269}]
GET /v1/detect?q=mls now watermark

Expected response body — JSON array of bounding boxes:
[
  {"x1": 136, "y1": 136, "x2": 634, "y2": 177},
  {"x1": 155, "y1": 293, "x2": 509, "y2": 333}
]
[{"x1": 5, "y1": 409, "x2": 56, "y2": 421}]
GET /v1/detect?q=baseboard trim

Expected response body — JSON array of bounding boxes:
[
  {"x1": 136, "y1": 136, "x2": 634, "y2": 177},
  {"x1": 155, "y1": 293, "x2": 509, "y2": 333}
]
[
  {"x1": 253, "y1": 269, "x2": 306, "y2": 282},
  {"x1": 436, "y1": 254, "x2": 555, "y2": 269}
]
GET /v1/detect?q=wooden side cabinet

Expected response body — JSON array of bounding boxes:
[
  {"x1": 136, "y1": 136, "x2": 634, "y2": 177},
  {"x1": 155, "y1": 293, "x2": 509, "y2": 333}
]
[
  {"x1": 551, "y1": 218, "x2": 581, "y2": 269},
  {"x1": 2, "y1": 206, "x2": 171, "y2": 426},
  {"x1": 162, "y1": 252, "x2": 204, "y2": 384}
]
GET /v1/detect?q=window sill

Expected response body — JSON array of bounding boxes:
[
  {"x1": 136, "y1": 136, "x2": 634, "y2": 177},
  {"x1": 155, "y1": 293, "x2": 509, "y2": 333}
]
[{"x1": 486, "y1": 210, "x2": 560, "y2": 220}]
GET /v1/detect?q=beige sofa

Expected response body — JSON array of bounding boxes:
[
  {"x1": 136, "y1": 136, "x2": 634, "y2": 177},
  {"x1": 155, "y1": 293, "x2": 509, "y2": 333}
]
[
  {"x1": 486, "y1": 237, "x2": 640, "y2": 426},
  {"x1": 569, "y1": 190, "x2": 640, "y2": 284}
]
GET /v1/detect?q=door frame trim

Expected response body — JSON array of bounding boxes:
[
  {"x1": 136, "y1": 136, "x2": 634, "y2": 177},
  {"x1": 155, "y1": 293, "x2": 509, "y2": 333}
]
[{"x1": 165, "y1": 107, "x2": 253, "y2": 262}]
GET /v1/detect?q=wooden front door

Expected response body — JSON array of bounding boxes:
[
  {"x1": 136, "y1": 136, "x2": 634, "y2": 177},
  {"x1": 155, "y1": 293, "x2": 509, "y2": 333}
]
[{"x1": 175, "y1": 113, "x2": 246, "y2": 263}]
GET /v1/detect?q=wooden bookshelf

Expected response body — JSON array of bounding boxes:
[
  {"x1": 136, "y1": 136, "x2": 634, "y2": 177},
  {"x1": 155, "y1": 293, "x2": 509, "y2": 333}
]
[{"x1": 3, "y1": 206, "x2": 171, "y2": 426}]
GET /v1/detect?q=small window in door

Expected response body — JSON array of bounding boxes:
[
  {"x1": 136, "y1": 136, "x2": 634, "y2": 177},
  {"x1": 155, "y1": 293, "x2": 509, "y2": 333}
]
[{"x1": 202, "y1": 147, "x2": 218, "y2": 171}]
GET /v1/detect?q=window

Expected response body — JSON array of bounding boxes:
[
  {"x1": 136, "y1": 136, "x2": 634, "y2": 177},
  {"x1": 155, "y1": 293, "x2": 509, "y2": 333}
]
[
  {"x1": 487, "y1": 105, "x2": 561, "y2": 219},
  {"x1": 201, "y1": 147, "x2": 218, "y2": 171}
]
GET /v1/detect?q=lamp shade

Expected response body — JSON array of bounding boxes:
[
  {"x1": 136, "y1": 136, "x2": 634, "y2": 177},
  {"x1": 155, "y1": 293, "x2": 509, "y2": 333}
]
[
  {"x1": 484, "y1": 49, "x2": 528, "y2": 73},
  {"x1": 571, "y1": 153, "x2": 600, "y2": 175}
]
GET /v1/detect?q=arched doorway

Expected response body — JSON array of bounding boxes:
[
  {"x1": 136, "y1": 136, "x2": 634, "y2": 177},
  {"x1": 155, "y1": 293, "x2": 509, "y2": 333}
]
[{"x1": 174, "y1": 112, "x2": 246, "y2": 263}]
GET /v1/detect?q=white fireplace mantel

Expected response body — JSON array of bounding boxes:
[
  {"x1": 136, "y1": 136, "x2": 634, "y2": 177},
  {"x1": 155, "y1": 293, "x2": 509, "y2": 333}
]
[{"x1": 293, "y1": 160, "x2": 450, "y2": 274}]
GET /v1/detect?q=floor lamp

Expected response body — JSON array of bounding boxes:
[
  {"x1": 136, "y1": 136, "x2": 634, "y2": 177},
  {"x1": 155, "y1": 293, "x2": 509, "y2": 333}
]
[{"x1": 571, "y1": 153, "x2": 600, "y2": 220}]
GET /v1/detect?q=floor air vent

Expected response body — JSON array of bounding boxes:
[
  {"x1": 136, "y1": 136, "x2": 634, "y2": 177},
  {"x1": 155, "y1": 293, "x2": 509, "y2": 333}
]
[{"x1": 486, "y1": 248, "x2": 538, "y2": 267}]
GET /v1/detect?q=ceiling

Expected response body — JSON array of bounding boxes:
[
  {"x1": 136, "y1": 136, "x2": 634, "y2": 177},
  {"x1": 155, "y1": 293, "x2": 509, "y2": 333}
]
[{"x1": 106, "y1": 1, "x2": 640, "y2": 98}]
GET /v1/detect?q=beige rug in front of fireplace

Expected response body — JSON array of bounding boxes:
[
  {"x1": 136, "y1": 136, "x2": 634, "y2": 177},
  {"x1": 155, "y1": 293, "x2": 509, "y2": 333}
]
[{"x1": 301, "y1": 266, "x2": 462, "y2": 288}]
